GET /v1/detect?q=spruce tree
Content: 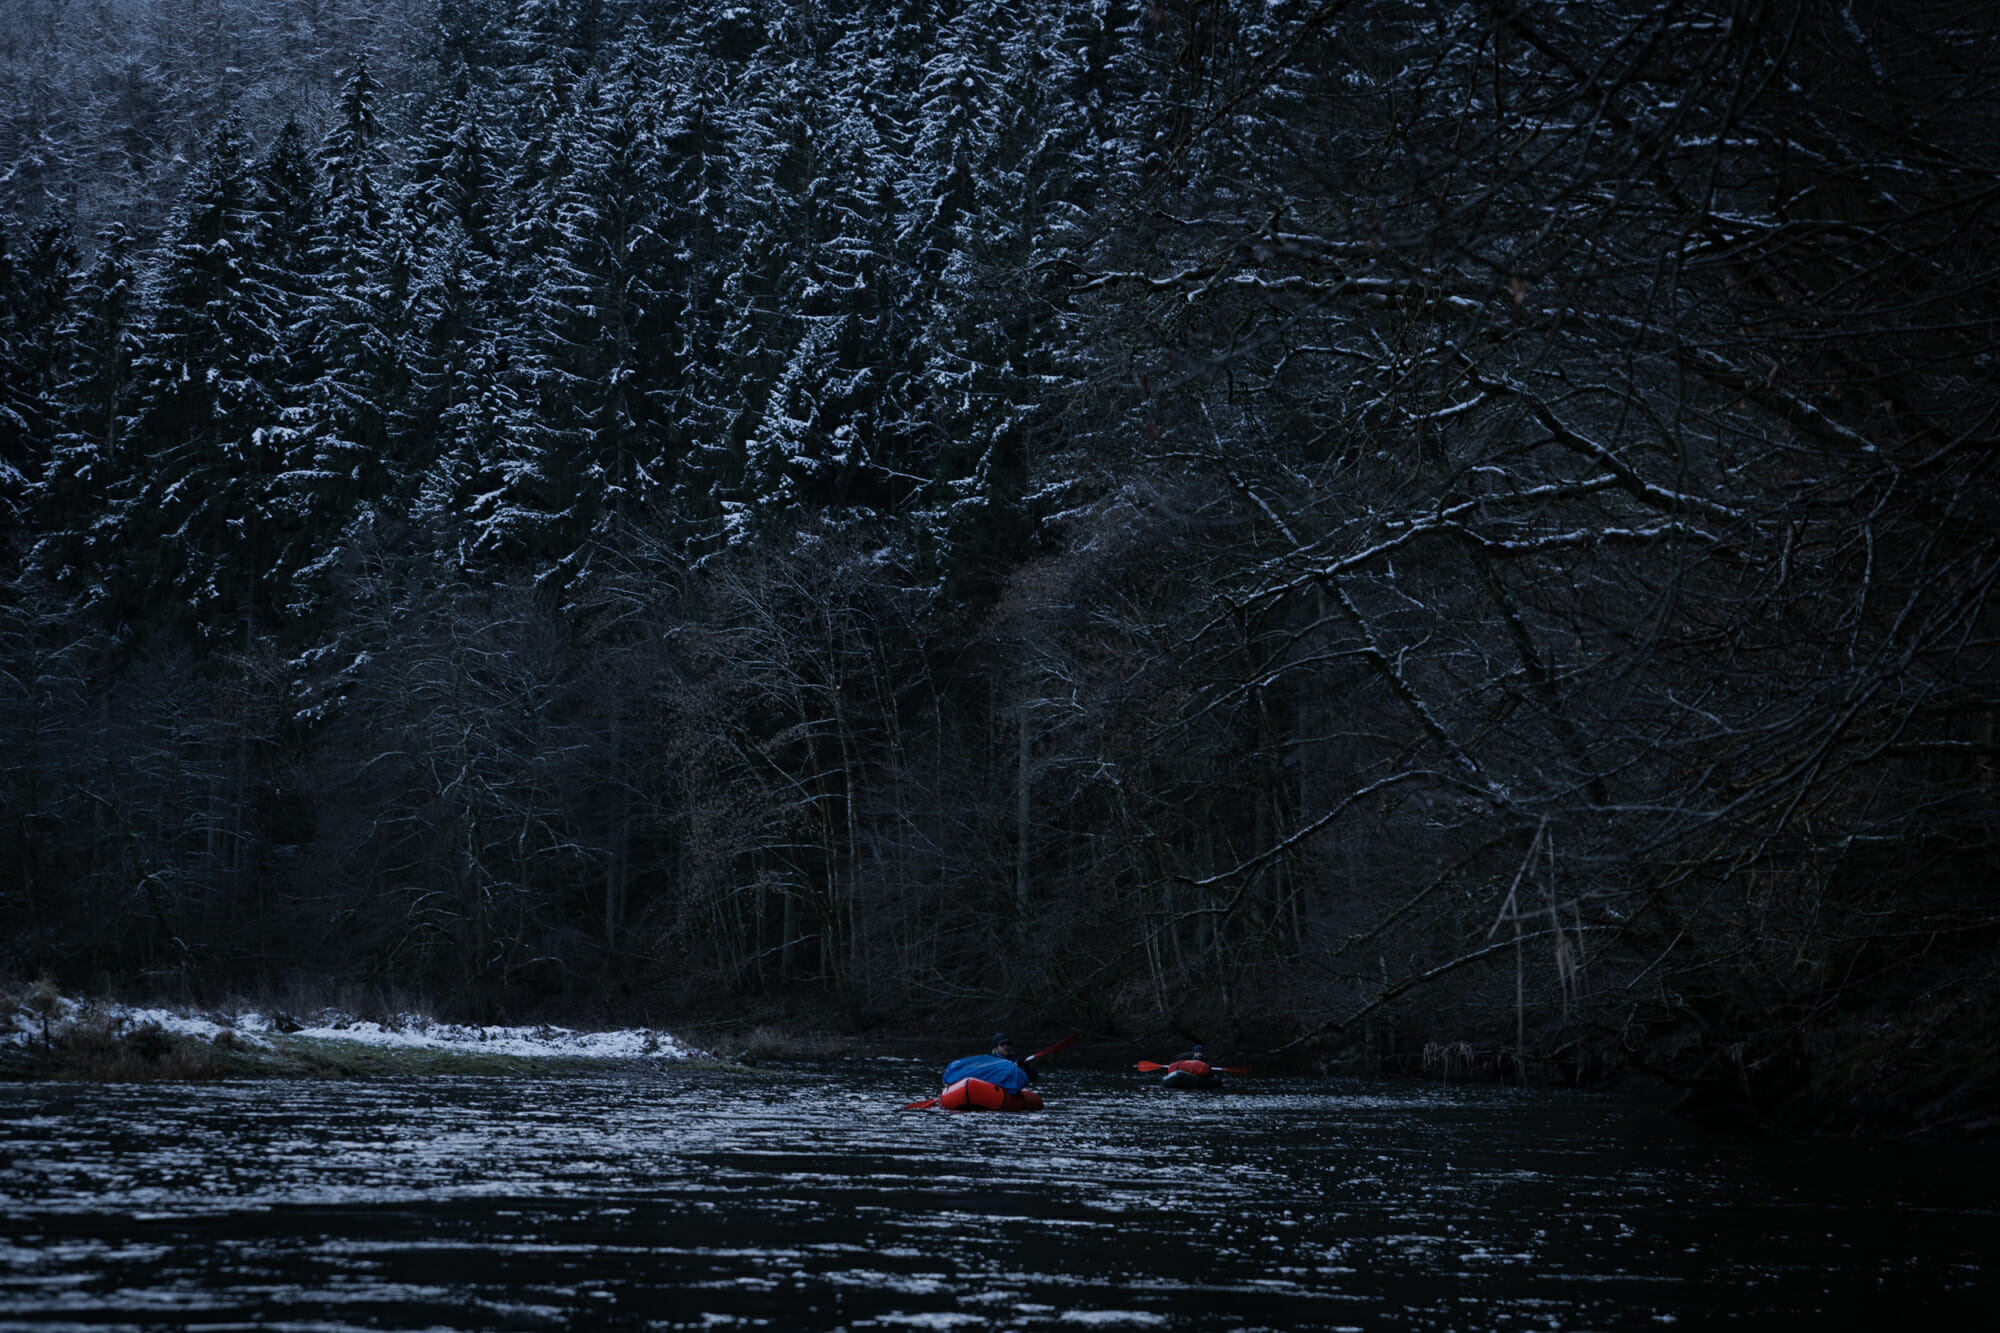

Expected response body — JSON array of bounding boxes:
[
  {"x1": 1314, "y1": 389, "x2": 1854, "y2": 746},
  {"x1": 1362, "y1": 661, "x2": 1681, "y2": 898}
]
[
  {"x1": 107, "y1": 115, "x2": 285, "y2": 641},
  {"x1": 254, "y1": 115, "x2": 322, "y2": 388},
  {"x1": 897, "y1": 3, "x2": 1037, "y2": 593},
  {"x1": 303, "y1": 56, "x2": 396, "y2": 493},
  {"x1": 32, "y1": 223, "x2": 137, "y2": 600},
  {"x1": 735, "y1": 99, "x2": 903, "y2": 533},
  {"x1": 476, "y1": 47, "x2": 679, "y2": 584},
  {"x1": 282, "y1": 57, "x2": 405, "y2": 630},
  {"x1": 0, "y1": 222, "x2": 75, "y2": 575},
  {"x1": 649, "y1": 50, "x2": 748, "y2": 552},
  {"x1": 398, "y1": 76, "x2": 505, "y2": 508}
]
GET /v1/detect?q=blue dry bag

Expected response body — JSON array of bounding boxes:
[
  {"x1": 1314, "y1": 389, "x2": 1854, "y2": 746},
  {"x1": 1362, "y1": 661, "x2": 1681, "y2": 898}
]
[{"x1": 942, "y1": 1053, "x2": 1030, "y2": 1093}]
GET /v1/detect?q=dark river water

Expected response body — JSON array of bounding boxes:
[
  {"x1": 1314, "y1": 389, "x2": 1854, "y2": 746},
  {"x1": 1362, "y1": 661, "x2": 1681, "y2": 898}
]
[{"x1": 1, "y1": 1063, "x2": 1994, "y2": 1331}]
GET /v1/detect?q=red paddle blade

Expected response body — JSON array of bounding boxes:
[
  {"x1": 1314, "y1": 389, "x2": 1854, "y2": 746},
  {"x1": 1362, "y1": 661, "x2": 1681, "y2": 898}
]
[
  {"x1": 1212, "y1": 1066, "x2": 1250, "y2": 1075},
  {"x1": 1134, "y1": 1061, "x2": 1168, "y2": 1072},
  {"x1": 901, "y1": 1096, "x2": 941, "y2": 1110},
  {"x1": 1025, "y1": 1032, "x2": 1080, "y2": 1063}
]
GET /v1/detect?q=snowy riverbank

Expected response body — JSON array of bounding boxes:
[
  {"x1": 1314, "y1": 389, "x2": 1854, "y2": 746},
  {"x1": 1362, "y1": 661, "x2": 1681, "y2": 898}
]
[{"x1": 1, "y1": 989, "x2": 708, "y2": 1078}]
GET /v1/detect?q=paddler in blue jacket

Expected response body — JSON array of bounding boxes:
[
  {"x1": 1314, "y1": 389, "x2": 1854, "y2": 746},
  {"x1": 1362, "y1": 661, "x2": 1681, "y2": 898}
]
[{"x1": 942, "y1": 1032, "x2": 1038, "y2": 1093}]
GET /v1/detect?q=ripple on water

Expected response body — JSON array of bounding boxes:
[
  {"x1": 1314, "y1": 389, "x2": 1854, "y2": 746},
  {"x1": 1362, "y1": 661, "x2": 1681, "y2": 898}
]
[{"x1": 2, "y1": 1067, "x2": 1996, "y2": 1330}]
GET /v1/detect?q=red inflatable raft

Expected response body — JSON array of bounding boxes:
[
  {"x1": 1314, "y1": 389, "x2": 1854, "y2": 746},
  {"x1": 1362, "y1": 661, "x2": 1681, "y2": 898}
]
[
  {"x1": 939, "y1": 1076, "x2": 1044, "y2": 1112},
  {"x1": 1160, "y1": 1059, "x2": 1219, "y2": 1089}
]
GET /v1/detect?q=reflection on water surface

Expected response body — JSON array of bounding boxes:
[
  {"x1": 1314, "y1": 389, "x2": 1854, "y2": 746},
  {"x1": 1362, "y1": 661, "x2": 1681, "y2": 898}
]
[{"x1": 2, "y1": 1065, "x2": 1993, "y2": 1330}]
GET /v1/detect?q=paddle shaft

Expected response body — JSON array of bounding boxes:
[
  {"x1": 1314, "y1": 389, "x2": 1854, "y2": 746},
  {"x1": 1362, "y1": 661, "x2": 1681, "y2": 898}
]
[
  {"x1": 1024, "y1": 1032, "x2": 1079, "y2": 1063},
  {"x1": 1135, "y1": 1060, "x2": 1249, "y2": 1074}
]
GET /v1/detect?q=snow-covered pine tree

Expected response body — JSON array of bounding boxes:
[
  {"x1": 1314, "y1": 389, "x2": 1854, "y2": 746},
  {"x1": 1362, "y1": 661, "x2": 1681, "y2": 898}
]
[
  {"x1": 404, "y1": 73, "x2": 504, "y2": 253},
  {"x1": 959, "y1": 1, "x2": 1098, "y2": 530},
  {"x1": 0, "y1": 221, "x2": 74, "y2": 572},
  {"x1": 257, "y1": 117, "x2": 322, "y2": 287},
  {"x1": 305, "y1": 55, "x2": 395, "y2": 472},
  {"x1": 732, "y1": 91, "x2": 891, "y2": 536},
  {"x1": 396, "y1": 75, "x2": 506, "y2": 518},
  {"x1": 432, "y1": 0, "x2": 511, "y2": 74},
  {"x1": 472, "y1": 43, "x2": 683, "y2": 590},
  {"x1": 30, "y1": 223, "x2": 137, "y2": 602},
  {"x1": 895, "y1": 1, "x2": 1043, "y2": 594},
  {"x1": 505, "y1": 0, "x2": 615, "y2": 77},
  {"x1": 551, "y1": 49, "x2": 678, "y2": 576},
  {"x1": 252, "y1": 115, "x2": 324, "y2": 452},
  {"x1": 648, "y1": 46, "x2": 749, "y2": 553},
  {"x1": 443, "y1": 30, "x2": 579, "y2": 568},
  {"x1": 471, "y1": 66, "x2": 601, "y2": 569},
  {"x1": 104, "y1": 115, "x2": 289, "y2": 641},
  {"x1": 280, "y1": 57, "x2": 410, "y2": 630}
]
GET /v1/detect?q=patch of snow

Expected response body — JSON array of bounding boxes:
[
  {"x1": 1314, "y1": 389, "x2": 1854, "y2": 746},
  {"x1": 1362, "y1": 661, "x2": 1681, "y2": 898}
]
[
  {"x1": 1, "y1": 996, "x2": 701, "y2": 1061},
  {"x1": 273, "y1": 1014, "x2": 699, "y2": 1060}
]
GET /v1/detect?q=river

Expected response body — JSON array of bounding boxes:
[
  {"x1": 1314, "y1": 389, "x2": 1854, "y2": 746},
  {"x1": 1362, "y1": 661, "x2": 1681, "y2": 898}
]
[{"x1": 2, "y1": 1063, "x2": 1994, "y2": 1330}]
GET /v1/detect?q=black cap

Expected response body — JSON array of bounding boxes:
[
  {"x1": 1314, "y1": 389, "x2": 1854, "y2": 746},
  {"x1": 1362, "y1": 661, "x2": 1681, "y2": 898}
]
[{"x1": 992, "y1": 1032, "x2": 1010, "y2": 1046}]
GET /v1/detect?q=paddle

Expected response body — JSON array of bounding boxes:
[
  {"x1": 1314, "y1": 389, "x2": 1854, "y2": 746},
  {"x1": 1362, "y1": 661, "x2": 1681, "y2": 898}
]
[
  {"x1": 1135, "y1": 1060, "x2": 1250, "y2": 1074},
  {"x1": 901, "y1": 1033, "x2": 1081, "y2": 1109},
  {"x1": 1025, "y1": 1032, "x2": 1080, "y2": 1063}
]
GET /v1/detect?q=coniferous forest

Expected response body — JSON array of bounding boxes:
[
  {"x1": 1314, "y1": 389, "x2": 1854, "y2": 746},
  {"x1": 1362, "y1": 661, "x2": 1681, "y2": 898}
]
[{"x1": 3, "y1": 0, "x2": 1996, "y2": 1133}]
